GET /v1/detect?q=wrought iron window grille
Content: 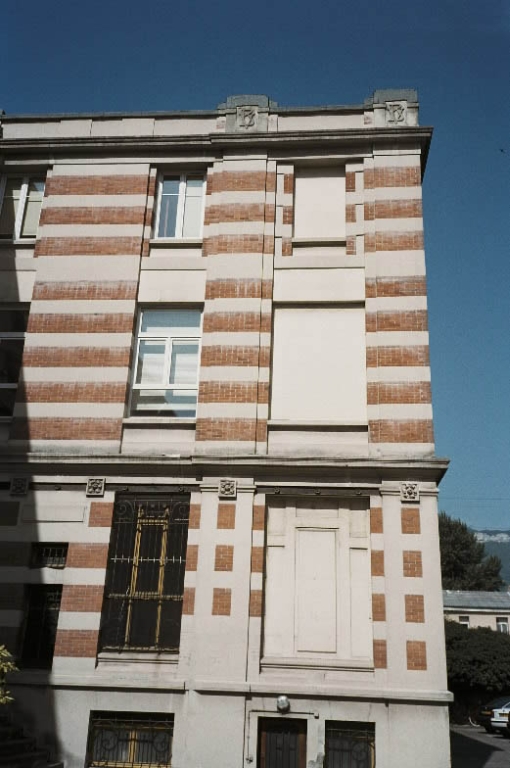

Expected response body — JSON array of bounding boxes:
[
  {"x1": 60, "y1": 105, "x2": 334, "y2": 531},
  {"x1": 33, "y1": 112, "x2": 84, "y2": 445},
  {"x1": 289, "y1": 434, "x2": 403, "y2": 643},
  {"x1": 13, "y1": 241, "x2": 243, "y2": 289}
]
[
  {"x1": 30, "y1": 543, "x2": 68, "y2": 569},
  {"x1": 86, "y1": 712, "x2": 173, "y2": 767},
  {"x1": 99, "y1": 495, "x2": 190, "y2": 653},
  {"x1": 324, "y1": 721, "x2": 375, "y2": 768}
]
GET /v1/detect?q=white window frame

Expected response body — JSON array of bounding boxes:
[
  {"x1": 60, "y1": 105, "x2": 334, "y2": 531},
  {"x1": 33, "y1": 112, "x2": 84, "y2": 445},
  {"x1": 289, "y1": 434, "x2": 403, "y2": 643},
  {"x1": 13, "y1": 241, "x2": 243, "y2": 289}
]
[
  {"x1": 496, "y1": 617, "x2": 509, "y2": 634},
  {"x1": 154, "y1": 173, "x2": 205, "y2": 240},
  {"x1": 0, "y1": 176, "x2": 45, "y2": 240},
  {"x1": 0, "y1": 307, "x2": 28, "y2": 421},
  {"x1": 458, "y1": 615, "x2": 470, "y2": 628},
  {"x1": 130, "y1": 308, "x2": 202, "y2": 418}
]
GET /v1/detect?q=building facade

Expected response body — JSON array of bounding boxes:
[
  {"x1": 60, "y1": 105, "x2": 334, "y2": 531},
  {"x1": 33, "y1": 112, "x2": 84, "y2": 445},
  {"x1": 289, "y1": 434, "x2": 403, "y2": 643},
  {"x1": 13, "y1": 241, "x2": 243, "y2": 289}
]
[
  {"x1": 0, "y1": 91, "x2": 451, "y2": 767},
  {"x1": 444, "y1": 590, "x2": 510, "y2": 633}
]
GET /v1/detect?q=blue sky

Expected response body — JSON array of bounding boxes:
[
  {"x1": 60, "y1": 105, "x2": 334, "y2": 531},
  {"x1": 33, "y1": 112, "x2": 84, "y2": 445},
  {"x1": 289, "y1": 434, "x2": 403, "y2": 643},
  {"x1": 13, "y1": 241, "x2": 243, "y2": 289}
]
[{"x1": 2, "y1": 0, "x2": 509, "y2": 529}]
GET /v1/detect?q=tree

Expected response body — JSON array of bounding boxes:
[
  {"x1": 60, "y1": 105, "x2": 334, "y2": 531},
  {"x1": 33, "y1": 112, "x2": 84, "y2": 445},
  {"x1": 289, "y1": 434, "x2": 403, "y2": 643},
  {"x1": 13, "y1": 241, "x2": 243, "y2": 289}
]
[
  {"x1": 0, "y1": 645, "x2": 17, "y2": 705},
  {"x1": 445, "y1": 620, "x2": 510, "y2": 692},
  {"x1": 438, "y1": 512, "x2": 504, "y2": 591}
]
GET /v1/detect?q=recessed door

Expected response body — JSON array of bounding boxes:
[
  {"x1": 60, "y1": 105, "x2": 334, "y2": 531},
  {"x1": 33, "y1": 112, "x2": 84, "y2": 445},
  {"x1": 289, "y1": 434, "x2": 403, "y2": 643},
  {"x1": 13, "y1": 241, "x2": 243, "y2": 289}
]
[{"x1": 258, "y1": 718, "x2": 306, "y2": 768}]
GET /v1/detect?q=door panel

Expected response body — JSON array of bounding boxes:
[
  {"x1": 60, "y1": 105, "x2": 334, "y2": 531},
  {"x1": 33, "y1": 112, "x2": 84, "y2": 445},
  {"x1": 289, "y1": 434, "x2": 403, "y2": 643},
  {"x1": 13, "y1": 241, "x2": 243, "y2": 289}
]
[{"x1": 258, "y1": 718, "x2": 306, "y2": 768}]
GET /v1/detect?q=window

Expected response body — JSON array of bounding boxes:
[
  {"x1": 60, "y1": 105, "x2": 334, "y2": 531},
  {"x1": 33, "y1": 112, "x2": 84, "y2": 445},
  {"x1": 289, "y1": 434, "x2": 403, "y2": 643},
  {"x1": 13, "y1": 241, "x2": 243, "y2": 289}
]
[
  {"x1": 258, "y1": 718, "x2": 306, "y2": 768},
  {"x1": 497, "y1": 617, "x2": 509, "y2": 634},
  {"x1": 99, "y1": 495, "x2": 190, "y2": 652},
  {"x1": 86, "y1": 712, "x2": 173, "y2": 768},
  {"x1": 293, "y1": 167, "x2": 345, "y2": 239},
  {"x1": 131, "y1": 309, "x2": 201, "y2": 417},
  {"x1": 0, "y1": 177, "x2": 45, "y2": 239},
  {"x1": 30, "y1": 543, "x2": 68, "y2": 569},
  {"x1": 21, "y1": 585, "x2": 62, "y2": 669},
  {"x1": 155, "y1": 174, "x2": 204, "y2": 238},
  {"x1": 325, "y1": 722, "x2": 375, "y2": 768},
  {"x1": 458, "y1": 615, "x2": 470, "y2": 628},
  {"x1": 271, "y1": 306, "x2": 367, "y2": 422},
  {"x1": 0, "y1": 308, "x2": 29, "y2": 418}
]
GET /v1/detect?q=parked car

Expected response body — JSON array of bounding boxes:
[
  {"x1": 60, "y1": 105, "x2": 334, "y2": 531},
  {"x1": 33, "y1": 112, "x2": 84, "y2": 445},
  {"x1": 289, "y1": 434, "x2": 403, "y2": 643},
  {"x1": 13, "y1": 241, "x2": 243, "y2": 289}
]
[{"x1": 478, "y1": 696, "x2": 510, "y2": 733}]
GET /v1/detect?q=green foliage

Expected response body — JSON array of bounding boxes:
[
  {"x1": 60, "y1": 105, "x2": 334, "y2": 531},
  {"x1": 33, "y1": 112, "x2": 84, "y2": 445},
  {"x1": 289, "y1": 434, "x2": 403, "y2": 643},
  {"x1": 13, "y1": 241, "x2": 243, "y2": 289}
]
[
  {"x1": 439, "y1": 512, "x2": 504, "y2": 591},
  {"x1": 445, "y1": 619, "x2": 510, "y2": 693},
  {"x1": 0, "y1": 645, "x2": 18, "y2": 705}
]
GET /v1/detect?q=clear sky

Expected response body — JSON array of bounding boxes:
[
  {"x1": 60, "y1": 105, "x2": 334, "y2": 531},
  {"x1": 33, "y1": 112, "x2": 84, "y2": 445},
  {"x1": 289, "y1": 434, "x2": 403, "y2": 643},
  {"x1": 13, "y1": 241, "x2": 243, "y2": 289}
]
[{"x1": 2, "y1": 0, "x2": 509, "y2": 529}]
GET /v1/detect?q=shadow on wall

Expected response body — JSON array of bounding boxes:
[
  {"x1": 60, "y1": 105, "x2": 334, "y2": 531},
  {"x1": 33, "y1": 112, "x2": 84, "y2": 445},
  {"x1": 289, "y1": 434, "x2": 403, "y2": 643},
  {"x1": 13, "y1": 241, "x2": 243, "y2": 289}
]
[{"x1": 0, "y1": 174, "x2": 61, "y2": 766}]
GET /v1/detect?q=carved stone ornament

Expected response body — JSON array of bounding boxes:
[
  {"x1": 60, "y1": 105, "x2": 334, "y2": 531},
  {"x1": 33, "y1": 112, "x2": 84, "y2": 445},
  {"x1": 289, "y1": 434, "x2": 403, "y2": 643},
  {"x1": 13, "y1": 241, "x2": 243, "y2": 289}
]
[
  {"x1": 236, "y1": 106, "x2": 258, "y2": 131},
  {"x1": 219, "y1": 478, "x2": 237, "y2": 499},
  {"x1": 386, "y1": 101, "x2": 407, "y2": 125},
  {"x1": 86, "y1": 477, "x2": 106, "y2": 497},
  {"x1": 10, "y1": 477, "x2": 29, "y2": 496},
  {"x1": 400, "y1": 482, "x2": 420, "y2": 502}
]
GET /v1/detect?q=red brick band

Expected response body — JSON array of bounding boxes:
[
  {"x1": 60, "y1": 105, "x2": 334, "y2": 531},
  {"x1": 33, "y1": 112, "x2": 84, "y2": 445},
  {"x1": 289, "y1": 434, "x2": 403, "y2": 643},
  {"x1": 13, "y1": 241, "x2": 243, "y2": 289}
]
[
  {"x1": 27, "y1": 313, "x2": 134, "y2": 333},
  {"x1": 369, "y1": 420, "x2": 434, "y2": 444},
  {"x1": 36, "y1": 237, "x2": 142, "y2": 257},
  {"x1": 22, "y1": 347, "x2": 131, "y2": 368},
  {"x1": 17, "y1": 382, "x2": 128, "y2": 404},
  {"x1": 40, "y1": 207, "x2": 146, "y2": 225},
  {"x1": 367, "y1": 382, "x2": 431, "y2": 405},
  {"x1": 364, "y1": 167, "x2": 421, "y2": 189},
  {"x1": 46, "y1": 176, "x2": 149, "y2": 196},
  {"x1": 33, "y1": 281, "x2": 138, "y2": 301},
  {"x1": 10, "y1": 418, "x2": 122, "y2": 441},
  {"x1": 54, "y1": 629, "x2": 98, "y2": 657},
  {"x1": 364, "y1": 232, "x2": 424, "y2": 253}
]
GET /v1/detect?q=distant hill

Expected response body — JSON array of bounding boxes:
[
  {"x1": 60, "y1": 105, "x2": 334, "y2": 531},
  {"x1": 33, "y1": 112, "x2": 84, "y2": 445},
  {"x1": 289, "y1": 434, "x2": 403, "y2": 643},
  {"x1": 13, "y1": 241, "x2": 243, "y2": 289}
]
[{"x1": 475, "y1": 530, "x2": 510, "y2": 587}]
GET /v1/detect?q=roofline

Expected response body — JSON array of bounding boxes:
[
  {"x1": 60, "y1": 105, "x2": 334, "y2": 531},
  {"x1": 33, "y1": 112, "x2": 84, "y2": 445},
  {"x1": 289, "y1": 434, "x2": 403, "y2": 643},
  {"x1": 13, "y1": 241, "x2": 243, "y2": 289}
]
[{"x1": 0, "y1": 104, "x2": 370, "y2": 122}]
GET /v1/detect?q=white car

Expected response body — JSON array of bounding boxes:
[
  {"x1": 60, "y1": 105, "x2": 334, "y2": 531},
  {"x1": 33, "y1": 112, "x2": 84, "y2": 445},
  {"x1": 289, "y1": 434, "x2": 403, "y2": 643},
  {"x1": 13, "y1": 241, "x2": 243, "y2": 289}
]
[{"x1": 478, "y1": 696, "x2": 510, "y2": 733}]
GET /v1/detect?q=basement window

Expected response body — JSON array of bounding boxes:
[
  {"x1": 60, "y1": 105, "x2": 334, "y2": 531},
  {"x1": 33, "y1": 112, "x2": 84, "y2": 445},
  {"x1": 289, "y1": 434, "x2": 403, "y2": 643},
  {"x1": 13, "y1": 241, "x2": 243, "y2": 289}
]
[{"x1": 86, "y1": 712, "x2": 174, "y2": 767}]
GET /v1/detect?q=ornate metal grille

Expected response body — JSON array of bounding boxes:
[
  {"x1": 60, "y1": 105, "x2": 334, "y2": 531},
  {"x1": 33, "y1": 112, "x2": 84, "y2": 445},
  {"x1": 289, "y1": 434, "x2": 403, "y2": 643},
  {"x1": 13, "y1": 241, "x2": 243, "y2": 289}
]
[
  {"x1": 30, "y1": 542, "x2": 68, "y2": 568},
  {"x1": 21, "y1": 585, "x2": 62, "y2": 668},
  {"x1": 325, "y1": 722, "x2": 375, "y2": 768},
  {"x1": 86, "y1": 712, "x2": 173, "y2": 767},
  {"x1": 99, "y1": 495, "x2": 189, "y2": 652}
]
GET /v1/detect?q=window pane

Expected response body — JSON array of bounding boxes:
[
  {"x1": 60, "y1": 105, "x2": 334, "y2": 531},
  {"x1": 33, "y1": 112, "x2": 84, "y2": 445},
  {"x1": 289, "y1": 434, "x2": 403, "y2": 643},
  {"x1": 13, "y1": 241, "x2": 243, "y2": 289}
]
[
  {"x1": 158, "y1": 193, "x2": 179, "y2": 237},
  {"x1": 0, "y1": 309, "x2": 29, "y2": 332},
  {"x1": 182, "y1": 194, "x2": 203, "y2": 237},
  {"x1": 92, "y1": 726, "x2": 131, "y2": 762},
  {"x1": 140, "y1": 309, "x2": 201, "y2": 335},
  {"x1": 0, "y1": 339, "x2": 24, "y2": 382},
  {"x1": 134, "y1": 727, "x2": 172, "y2": 764},
  {"x1": 0, "y1": 183, "x2": 20, "y2": 238},
  {"x1": 158, "y1": 600, "x2": 183, "y2": 649},
  {"x1": 186, "y1": 177, "x2": 204, "y2": 196},
  {"x1": 22, "y1": 180, "x2": 45, "y2": 237},
  {"x1": 169, "y1": 341, "x2": 199, "y2": 386},
  {"x1": 135, "y1": 525, "x2": 163, "y2": 592},
  {"x1": 131, "y1": 389, "x2": 197, "y2": 417},
  {"x1": 21, "y1": 199, "x2": 43, "y2": 237},
  {"x1": 135, "y1": 340, "x2": 166, "y2": 385},
  {"x1": 161, "y1": 178, "x2": 180, "y2": 195},
  {"x1": 129, "y1": 600, "x2": 158, "y2": 647},
  {"x1": 0, "y1": 388, "x2": 17, "y2": 417}
]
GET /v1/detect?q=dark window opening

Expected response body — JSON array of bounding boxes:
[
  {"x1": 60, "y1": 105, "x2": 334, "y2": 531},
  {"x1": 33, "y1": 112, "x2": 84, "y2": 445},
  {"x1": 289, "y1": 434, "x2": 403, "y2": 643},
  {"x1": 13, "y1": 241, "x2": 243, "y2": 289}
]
[
  {"x1": 99, "y1": 495, "x2": 190, "y2": 652},
  {"x1": 325, "y1": 721, "x2": 375, "y2": 768},
  {"x1": 21, "y1": 584, "x2": 62, "y2": 669},
  {"x1": 0, "y1": 307, "x2": 29, "y2": 418},
  {"x1": 30, "y1": 542, "x2": 68, "y2": 569},
  {"x1": 86, "y1": 712, "x2": 173, "y2": 767}
]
